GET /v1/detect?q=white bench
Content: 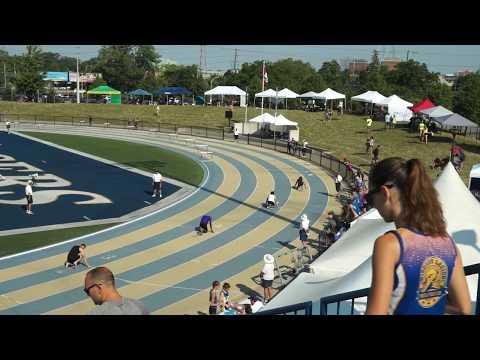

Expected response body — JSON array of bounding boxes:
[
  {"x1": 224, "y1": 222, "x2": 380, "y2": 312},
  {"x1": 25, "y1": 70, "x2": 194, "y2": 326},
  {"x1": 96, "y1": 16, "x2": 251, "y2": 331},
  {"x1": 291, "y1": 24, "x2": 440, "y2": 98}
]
[
  {"x1": 195, "y1": 144, "x2": 209, "y2": 153},
  {"x1": 183, "y1": 138, "x2": 195, "y2": 146},
  {"x1": 200, "y1": 151, "x2": 214, "y2": 159}
]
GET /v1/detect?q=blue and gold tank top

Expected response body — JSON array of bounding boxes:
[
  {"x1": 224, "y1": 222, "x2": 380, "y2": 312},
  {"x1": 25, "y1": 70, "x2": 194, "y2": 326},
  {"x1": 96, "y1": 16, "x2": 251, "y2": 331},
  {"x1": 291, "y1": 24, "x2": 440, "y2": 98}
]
[{"x1": 388, "y1": 228, "x2": 457, "y2": 315}]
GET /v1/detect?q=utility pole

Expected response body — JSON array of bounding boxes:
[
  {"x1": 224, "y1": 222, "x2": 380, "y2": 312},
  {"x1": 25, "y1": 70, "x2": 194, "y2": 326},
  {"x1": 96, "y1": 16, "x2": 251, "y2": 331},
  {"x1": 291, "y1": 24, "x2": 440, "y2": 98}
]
[
  {"x1": 76, "y1": 52, "x2": 80, "y2": 104},
  {"x1": 233, "y1": 48, "x2": 238, "y2": 73},
  {"x1": 406, "y1": 50, "x2": 418, "y2": 61}
]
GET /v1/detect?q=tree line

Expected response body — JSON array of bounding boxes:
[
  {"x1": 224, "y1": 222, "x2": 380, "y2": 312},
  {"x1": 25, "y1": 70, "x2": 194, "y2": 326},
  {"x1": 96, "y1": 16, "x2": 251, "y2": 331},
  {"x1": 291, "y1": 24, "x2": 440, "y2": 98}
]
[{"x1": 1, "y1": 46, "x2": 479, "y2": 124}]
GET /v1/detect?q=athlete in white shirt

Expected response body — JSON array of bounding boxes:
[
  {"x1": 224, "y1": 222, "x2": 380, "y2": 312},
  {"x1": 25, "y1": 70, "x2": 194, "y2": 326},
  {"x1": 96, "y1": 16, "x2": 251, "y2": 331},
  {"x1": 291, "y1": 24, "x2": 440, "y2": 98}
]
[
  {"x1": 152, "y1": 171, "x2": 163, "y2": 197},
  {"x1": 266, "y1": 191, "x2": 276, "y2": 208},
  {"x1": 25, "y1": 180, "x2": 33, "y2": 214}
]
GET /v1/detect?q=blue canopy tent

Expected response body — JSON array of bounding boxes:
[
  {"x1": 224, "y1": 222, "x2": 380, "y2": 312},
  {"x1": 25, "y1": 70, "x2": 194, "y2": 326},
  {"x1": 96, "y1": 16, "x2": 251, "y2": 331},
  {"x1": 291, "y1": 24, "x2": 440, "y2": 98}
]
[
  {"x1": 152, "y1": 87, "x2": 193, "y2": 105},
  {"x1": 127, "y1": 89, "x2": 153, "y2": 104}
]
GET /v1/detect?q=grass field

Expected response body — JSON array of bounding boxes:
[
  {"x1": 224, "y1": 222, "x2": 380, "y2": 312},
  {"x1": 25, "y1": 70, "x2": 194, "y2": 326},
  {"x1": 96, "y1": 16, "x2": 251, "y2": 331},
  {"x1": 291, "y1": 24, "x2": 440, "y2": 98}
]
[
  {"x1": 2, "y1": 101, "x2": 479, "y2": 184},
  {"x1": 21, "y1": 132, "x2": 204, "y2": 186},
  {"x1": 0, "y1": 224, "x2": 115, "y2": 258}
]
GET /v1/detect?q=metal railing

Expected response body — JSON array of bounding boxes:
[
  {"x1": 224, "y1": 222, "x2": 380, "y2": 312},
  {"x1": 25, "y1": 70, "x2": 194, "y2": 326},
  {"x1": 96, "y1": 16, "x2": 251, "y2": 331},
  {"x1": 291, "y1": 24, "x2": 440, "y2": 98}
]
[
  {"x1": 0, "y1": 112, "x2": 359, "y2": 184},
  {"x1": 257, "y1": 301, "x2": 313, "y2": 315},
  {"x1": 319, "y1": 262, "x2": 480, "y2": 315},
  {"x1": 260, "y1": 263, "x2": 480, "y2": 315}
]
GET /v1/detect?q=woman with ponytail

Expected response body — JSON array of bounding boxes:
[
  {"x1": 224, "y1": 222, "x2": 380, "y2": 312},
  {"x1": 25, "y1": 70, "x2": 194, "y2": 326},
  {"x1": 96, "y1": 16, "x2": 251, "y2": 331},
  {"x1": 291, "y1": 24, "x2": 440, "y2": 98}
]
[{"x1": 365, "y1": 157, "x2": 471, "y2": 315}]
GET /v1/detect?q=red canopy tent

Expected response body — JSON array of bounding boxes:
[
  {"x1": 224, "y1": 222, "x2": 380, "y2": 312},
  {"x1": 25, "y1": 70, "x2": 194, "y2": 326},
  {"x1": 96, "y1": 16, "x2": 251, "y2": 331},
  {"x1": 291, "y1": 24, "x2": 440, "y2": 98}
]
[{"x1": 410, "y1": 98, "x2": 435, "y2": 113}]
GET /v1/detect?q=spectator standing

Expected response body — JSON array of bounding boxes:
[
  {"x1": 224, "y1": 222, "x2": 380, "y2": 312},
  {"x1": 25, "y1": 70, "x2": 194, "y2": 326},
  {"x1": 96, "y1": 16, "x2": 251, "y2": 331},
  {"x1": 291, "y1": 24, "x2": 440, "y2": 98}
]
[
  {"x1": 25, "y1": 180, "x2": 34, "y2": 215},
  {"x1": 385, "y1": 112, "x2": 391, "y2": 129},
  {"x1": 5, "y1": 121, "x2": 11, "y2": 134},
  {"x1": 155, "y1": 104, "x2": 160, "y2": 116},
  {"x1": 365, "y1": 158, "x2": 471, "y2": 315},
  {"x1": 65, "y1": 244, "x2": 90, "y2": 268},
  {"x1": 152, "y1": 171, "x2": 162, "y2": 198},
  {"x1": 299, "y1": 214, "x2": 310, "y2": 248},
  {"x1": 260, "y1": 254, "x2": 275, "y2": 303},
  {"x1": 365, "y1": 137, "x2": 371, "y2": 154},
  {"x1": 302, "y1": 139, "x2": 309, "y2": 157},
  {"x1": 234, "y1": 127, "x2": 240, "y2": 141},
  {"x1": 372, "y1": 145, "x2": 381, "y2": 165},
  {"x1": 366, "y1": 116, "x2": 373, "y2": 134},
  {"x1": 287, "y1": 138, "x2": 292, "y2": 154},
  {"x1": 392, "y1": 113, "x2": 397, "y2": 129},
  {"x1": 209, "y1": 281, "x2": 221, "y2": 315},
  {"x1": 335, "y1": 173, "x2": 343, "y2": 193},
  {"x1": 419, "y1": 121, "x2": 426, "y2": 142},
  {"x1": 84, "y1": 267, "x2": 149, "y2": 315}
]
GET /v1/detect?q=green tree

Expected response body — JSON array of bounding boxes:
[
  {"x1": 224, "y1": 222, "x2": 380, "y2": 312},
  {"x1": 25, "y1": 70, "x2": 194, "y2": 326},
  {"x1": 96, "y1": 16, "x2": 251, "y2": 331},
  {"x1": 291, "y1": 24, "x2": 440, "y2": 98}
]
[
  {"x1": 12, "y1": 45, "x2": 45, "y2": 99},
  {"x1": 318, "y1": 60, "x2": 343, "y2": 89},
  {"x1": 134, "y1": 45, "x2": 160, "y2": 75},
  {"x1": 453, "y1": 73, "x2": 480, "y2": 124},
  {"x1": 93, "y1": 45, "x2": 144, "y2": 92},
  {"x1": 160, "y1": 64, "x2": 207, "y2": 94}
]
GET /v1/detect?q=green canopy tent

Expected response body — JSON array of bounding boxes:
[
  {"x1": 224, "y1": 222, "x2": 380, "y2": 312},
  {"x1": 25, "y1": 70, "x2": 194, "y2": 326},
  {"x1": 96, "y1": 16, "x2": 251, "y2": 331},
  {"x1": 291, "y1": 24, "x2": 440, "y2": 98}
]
[{"x1": 87, "y1": 85, "x2": 122, "y2": 104}]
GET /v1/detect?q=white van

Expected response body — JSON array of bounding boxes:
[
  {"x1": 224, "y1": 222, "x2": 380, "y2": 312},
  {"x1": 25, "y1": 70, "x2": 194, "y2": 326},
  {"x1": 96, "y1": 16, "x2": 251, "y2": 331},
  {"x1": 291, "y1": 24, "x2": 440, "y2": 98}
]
[{"x1": 469, "y1": 164, "x2": 480, "y2": 201}]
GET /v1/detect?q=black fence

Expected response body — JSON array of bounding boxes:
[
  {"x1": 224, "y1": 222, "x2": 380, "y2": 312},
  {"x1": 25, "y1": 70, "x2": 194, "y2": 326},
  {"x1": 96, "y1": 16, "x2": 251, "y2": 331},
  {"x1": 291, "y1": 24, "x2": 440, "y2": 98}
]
[
  {"x1": 317, "y1": 262, "x2": 480, "y2": 315},
  {"x1": 0, "y1": 113, "x2": 358, "y2": 184}
]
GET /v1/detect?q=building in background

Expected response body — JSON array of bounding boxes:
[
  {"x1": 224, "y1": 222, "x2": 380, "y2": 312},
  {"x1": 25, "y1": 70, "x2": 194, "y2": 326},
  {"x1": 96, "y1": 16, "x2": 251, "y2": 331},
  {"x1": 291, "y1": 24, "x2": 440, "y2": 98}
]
[
  {"x1": 381, "y1": 57, "x2": 402, "y2": 71},
  {"x1": 348, "y1": 59, "x2": 369, "y2": 74}
]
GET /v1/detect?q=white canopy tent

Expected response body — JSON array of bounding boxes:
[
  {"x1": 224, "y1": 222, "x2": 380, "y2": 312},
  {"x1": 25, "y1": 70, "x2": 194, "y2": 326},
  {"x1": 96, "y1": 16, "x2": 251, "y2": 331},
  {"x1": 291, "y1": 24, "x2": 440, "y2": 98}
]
[
  {"x1": 351, "y1": 91, "x2": 387, "y2": 104},
  {"x1": 254, "y1": 89, "x2": 277, "y2": 98},
  {"x1": 376, "y1": 95, "x2": 414, "y2": 123},
  {"x1": 298, "y1": 91, "x2": 320, "y2": 98},
  {"x1": 314, "y1": 88, "x2": 346, "y2": 101},
  {"x1": 470, "y1": 164, "x2": 480, "y2": 201},
  {"x1": 273, "y1": 114, "x2": 298, "y2": 126},
  {"x1": 261, "y1": 162, "x2": 480, "y2": 314},
  {"x1": 276, "y1": 88, "x2": 299, "y2": 109},
  {"x1": 351, "y1": 91, "x2": 387, "y2": 115},
  {"x1": 204, "y1": 86, "x2": 247, "y2": 107},
  {"x1": 248, "y1": 113, "x2": 276, "y2": 124}
]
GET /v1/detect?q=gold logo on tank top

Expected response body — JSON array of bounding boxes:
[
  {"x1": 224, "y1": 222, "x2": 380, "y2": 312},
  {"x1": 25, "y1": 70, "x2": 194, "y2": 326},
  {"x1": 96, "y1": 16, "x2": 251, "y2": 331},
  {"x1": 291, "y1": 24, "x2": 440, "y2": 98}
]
[{"x1": 417, "y1": 256, "x2": 448, "y2": 308}]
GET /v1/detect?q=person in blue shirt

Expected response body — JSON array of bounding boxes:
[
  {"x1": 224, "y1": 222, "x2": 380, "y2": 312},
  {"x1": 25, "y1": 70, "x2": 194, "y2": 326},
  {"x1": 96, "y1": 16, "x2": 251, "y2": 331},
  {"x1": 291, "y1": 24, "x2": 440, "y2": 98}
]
[
  {"x1": 198, "y1": 215, "x2": 214, "y2": 234},
  {"x1": 365, "y1": 157, "x2": 471, "y2": 315}
]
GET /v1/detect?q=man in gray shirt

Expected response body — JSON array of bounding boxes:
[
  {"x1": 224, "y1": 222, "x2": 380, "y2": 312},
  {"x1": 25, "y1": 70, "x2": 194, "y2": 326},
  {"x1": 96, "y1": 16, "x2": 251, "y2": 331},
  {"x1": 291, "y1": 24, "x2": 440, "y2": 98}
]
[{"x1": 84, "y1": 266, "x2": 149, "y2": 315}]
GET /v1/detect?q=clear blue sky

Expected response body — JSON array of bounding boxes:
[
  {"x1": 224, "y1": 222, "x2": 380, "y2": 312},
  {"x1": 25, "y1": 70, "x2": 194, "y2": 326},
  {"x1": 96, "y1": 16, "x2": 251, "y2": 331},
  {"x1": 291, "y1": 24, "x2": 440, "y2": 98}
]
[{"x1": 2, "y1": 45, "x2": 479, "y2": 75}]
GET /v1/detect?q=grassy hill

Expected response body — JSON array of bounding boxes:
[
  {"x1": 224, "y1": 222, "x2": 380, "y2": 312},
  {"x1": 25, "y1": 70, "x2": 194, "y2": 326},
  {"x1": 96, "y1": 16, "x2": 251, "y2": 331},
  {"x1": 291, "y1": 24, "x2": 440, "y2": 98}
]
[{"x1": 2, "y1": 101, "x2": 479, "y2": 184}]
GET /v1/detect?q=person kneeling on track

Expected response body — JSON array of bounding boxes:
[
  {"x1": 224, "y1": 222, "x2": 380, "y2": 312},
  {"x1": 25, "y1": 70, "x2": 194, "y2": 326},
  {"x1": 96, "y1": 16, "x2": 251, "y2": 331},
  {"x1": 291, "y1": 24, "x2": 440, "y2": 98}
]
[
  {"x1": 198, "y1": 215, "x2": 214, "y2": 234},
  {"x1": 65, "y1": 244, "x2": 90, "y2": 268},
  {"x1": 265, "y1": 191, "x2": 277, "y2": 208}
]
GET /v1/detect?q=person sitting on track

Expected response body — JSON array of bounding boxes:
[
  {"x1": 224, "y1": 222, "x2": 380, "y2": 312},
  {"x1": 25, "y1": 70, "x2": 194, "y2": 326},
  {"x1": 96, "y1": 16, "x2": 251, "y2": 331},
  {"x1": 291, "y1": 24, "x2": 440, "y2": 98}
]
[
  {"x1": 265, "y1": 191, "x2": 277, "y2": 208},
  {"x1": 65, "y1": 244, "x2": 90, "y2": 268},
  {"x1": 197, "y1": 215, "x2": 214, "y2": 234}
]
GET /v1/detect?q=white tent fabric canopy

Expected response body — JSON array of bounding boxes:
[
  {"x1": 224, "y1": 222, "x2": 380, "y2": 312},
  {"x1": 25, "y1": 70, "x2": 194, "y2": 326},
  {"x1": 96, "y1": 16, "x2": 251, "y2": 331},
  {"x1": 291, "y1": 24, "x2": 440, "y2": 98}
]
[
  {"x1": 376, "y1": 95, "x2": 413, "y2": 123},
  {"x1": 254, "y1": 89, "x2": 277, "y2": 98},
  {"x1": 314, "y1": 88, "x2": 345, "y2": 100},
  {"x1": 420, "y1": 105, "x2": 454, "y2": 118},
  {"x1": 470, "y1": 164, "x2": 480, "y2": 179},
  {"x1": 276, "y1": 88, "x2": 299, "y2": 99},
  {"x1": 376, "y1": 94, "x2": 413, "y2": 108},
  {"x1": 298, "y1": 91, "x2": 320, "y2": 98},
  {"x1": 204, "y1": 86, "x2": 246, "y2": 96},
  {"x1": 351, "y1": 91, "x2": 387, "y2": 104},
  {"x1": 248, "y1": 113, "x2": 276, "y2": 124},
  {"x1": 204, "y1": 86, "x2": 246, "y2": 107},
  {"x1": 273, "y1": 114, "x2": 298, "y2": 126},
  {"x1": 261, "y1": 162, "x2": 480, "y2": 314}
]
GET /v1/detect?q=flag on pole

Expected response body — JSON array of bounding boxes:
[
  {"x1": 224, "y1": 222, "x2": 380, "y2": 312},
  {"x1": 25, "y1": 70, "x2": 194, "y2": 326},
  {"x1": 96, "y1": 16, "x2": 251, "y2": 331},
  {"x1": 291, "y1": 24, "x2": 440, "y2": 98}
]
[{"x1": 263, "y1": 63, "x2": 268, "y2": 87}]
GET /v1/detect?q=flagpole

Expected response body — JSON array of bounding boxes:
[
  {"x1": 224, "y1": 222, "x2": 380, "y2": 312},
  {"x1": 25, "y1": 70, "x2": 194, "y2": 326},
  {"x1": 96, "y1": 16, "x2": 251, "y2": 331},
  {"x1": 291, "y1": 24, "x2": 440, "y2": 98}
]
[
  {"x1": 261, "y1": 60, "x2": 265, "y2": 115},
  {"x1": 244, "y1": 87, "x2": 248, "y2": 135}
]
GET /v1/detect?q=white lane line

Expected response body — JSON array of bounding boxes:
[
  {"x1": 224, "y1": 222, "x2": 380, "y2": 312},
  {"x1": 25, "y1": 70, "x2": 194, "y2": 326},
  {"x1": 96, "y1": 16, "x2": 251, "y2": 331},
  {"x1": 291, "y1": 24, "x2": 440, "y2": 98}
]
[
  {"x1": 1, "y1": 294, "x2": 24, "y2": 305},
  {"x1": 41, "y1": 160, "x2": 47, "y2": 163},
  {"x1": 116, "y1": 277, "x2": 204, "y2": 292},
  {"x1": 144, "y1": 201, "x2": 152, "y2": 205},
  {"x1": 83, "y1": 216, "x2": 91, "y2": 221}
]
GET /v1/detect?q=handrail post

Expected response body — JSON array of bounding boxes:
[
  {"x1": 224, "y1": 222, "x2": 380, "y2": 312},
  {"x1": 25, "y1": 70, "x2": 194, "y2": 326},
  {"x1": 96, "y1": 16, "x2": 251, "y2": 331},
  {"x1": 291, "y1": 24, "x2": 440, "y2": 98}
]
[
  {"x1": 222, "y1": 128, "x2": 224, "y2": 140},
  {"x1": 274, "y1": 136, "x2": 276, "y2": 151},
  {"x1": 247, "y1": 133, "x2": 249, "y2": 145}
]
